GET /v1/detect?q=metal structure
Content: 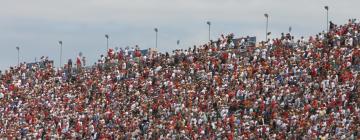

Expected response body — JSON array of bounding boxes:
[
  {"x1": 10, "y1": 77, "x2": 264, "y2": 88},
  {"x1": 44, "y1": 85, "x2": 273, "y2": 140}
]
[
  {"x1": 154, "y1": 28, "x2": 158, "y2": 49},
  {"x1": 264, "y1": 13, "x2": 269, "y2": 41},
  {"x1": 206, "y1": 21, "x2": 211, "y2": 41},
  {"x1": 105, "y1": 34, "x2": 109, "y2": 50},
  {"x1": 16, "y1": 46, "x2": 20, "y2": 66},
  {"x1": 325, "y1": 6, "x2": 329, "y2": 32},
  {"x1": 58, "y1": 41, "x2": 63, "y2": 68}
]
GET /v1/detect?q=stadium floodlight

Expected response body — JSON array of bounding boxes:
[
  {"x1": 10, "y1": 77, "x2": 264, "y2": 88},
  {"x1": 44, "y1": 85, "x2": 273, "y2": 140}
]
[
  {"x1": 105, "y1": 34, "x2": 109, "y2": 50},
  {"x1": 206, "y1": 21, "x2": 211, "y2": 41},
  {"x1": 324, "y1": 6, "x2": 329, "y2": 32},
  {"x1": 16, "y1": 46, "x2": 20, "y2": 67},
  {"x1": 58, "y1": 41, "x2": 63, "y2": 68},
  {"x1": 154, "y1": 28, "x2": 158, "y2": 49},
  {"x1": 264, "y1": 13, "x2": 269, "y2": 42}
]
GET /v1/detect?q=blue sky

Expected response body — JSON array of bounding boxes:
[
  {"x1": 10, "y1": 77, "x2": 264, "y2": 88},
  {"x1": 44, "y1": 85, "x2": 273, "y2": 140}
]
[{"x1": 0, "y1": 0, "x2": 359, "y2": 70}]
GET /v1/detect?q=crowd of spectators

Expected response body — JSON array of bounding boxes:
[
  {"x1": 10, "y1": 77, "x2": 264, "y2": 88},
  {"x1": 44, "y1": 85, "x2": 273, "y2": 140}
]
[{"x1": 1, "y1": 19, "x2": 360, "y2": 139}]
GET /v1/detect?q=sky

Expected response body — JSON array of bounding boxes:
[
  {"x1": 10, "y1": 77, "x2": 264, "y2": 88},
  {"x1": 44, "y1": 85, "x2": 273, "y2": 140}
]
[{"x1": 0, "y1": 0, "x2": 359, "y2": 70}]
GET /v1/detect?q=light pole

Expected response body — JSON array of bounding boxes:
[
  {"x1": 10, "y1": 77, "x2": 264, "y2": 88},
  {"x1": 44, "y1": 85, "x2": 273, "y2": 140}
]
[
  {"x1": 154, "y1": 28, "x2": 158, "y2": 49},
  {"x1": 58, "y1": 41, "x2": 63, "y2": 68},
  {"x1": 324, "y1": 6, "x2": 329, "y2": 32},
  {"x1": 206, "y1": 21, "x2": 211, "y2": 41},
  {"x1": 105, "y1": 34, "x2": 109, "y2": 51},
  {"x1": 16, "y1": 46, "x2": 20, "y2": 67},
  {"x1": 264, "y1": 13, "x2": 269, "y2": 41}
]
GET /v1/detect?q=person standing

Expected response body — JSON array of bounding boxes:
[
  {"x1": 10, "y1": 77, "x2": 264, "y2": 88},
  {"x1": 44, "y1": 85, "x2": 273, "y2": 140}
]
[
  {"x1": 76, "y1": 55, "x2": 82, "y2": 70},
  {"x1": 67, "y1": 59, "x2": 73, "y2": 74}
]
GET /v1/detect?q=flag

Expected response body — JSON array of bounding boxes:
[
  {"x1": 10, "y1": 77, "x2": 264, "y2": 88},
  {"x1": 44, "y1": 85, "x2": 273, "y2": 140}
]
[
  {"x1": 76, "y1": 56, "x2": 81, "y2": 66},
  {"x1": 58, "y1": 41, "x2": 62, "y2": 45},
  {"x1": 264, "y1": 13, "x2": 269, "y2": 18},
  {"x1": 177, "y1": 40, "x2": 180, "y2": 45},
  {"x1": 324, "y1": 6, "x2": 329, "y2": 10},
  {"x1": 16, "y1": 46, "x2": 19, "y2": 51}
]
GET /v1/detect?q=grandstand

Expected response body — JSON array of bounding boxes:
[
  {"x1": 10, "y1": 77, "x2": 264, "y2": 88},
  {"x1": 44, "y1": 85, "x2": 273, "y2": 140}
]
[{"x1": 0, "y1": 20, "x2": 360, "y2": 139}]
